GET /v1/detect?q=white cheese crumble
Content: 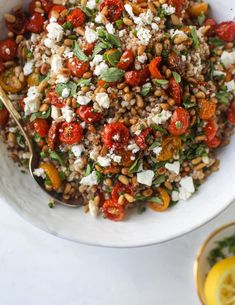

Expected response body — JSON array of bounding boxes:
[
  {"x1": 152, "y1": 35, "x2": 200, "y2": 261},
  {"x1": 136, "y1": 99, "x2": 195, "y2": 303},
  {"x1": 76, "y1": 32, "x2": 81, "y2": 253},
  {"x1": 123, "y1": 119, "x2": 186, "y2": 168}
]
[
  {"x1": 137, "y1": 170, "x2": 155, "y2": 186},
  {"x1": 162, "y1": 3, "x2": 176, "y2": 15},
  {"x1": 61, "y1": 88, "x2": 70, "y2": 98},
  {"x1": 63, "y1": 48, "x2": 74, "y2": 59},
  {"x1": 137, "y1": 53, "x2": 148, "y2": 63},
  {"x1": 106, "y1": 23, "x2": 115, "y2": 34},
  {"x1": 23, "y1": 61, "x2": 34, "y2": 76},
  {"x1": 24, "y1": 86, "x2": 42, "y2": 115},
  {"x1": 56, "y1": 74, "x2": 70, "y2": 84},
  {"x1": 221, "y1": 50, "x2": 235, "y2": 69},
  {"x1": 127, "y1": 143, "x2": 140, "y2": 154},
  {"x1": 85, "y1": 27, "x2": 98, "y2": 43},
  {"x1": 88, "y1": 200, "x2": 98, "y2": 217},
  {"x1": 96, "y1": 92, "x2": 110, "y2": 109},
  {"x1": 46, "y1": 22, "x2": 64, "y2": 42},
  {"x1": 71, "y1": 145, "x2": 84, "y2": 158},
  {"x1": 77, "y1": 95, "x2": 91, "y2": 105},
  {"x1": 95, "y1": 13, "x2": 104, "y2": 24},
  {"x1": 51, "y1": 54, "x2": 63, "y2": 74},
  {"x1": 213, "y1": 70, "x2": 226, "y2": 77},
  {"x1": 151, "y1": 110, "x2": 172, "y2": 125},
  {"x1": 94, "y1": 62, "x2": 109, "y2": 76},
  {"x1": 153, "y1": 146, "x2": 162, "y2": 156},
  {"x1": 136, "y1": 27, "x2": 152, "y2": 46},
  {"x1": 80, "y1": 171, "x2": 98, "y2": 186},
  {"x1": 172, "y1": 191, "x2": 180, "y2": 202},
  {"x1": 179, "y1": 176, "x2": 195, "y2": 200},
  {"x1": 170, "y1": 29, "x2": 188, "y2": 39},
  {"x1": 225, "y1": 80, "x2": 235, "y2": 93},
  {"x1": 165, "y1": 161, "x2": 180, "y2": 175},
  {"x1": 61, "y1": 106, "x2": 74, "y2": 123},
  {"x1": 90, "y1": 54, "x2": 103, "y2": 68},
  {"x1": 33, "y1": 168, "x2": 46, "y2": 179},
  {"x1": 110, "y1": 154, "x2": 122, "y2": 163},
  {"x1": 97, "y1": 156, "x2": 111, "y2": 167},
  {"x1": 51, "y1": 105, "x2": 61, "y2": 120},
  {"x1": 86, "y1": 0, "x2": 96, "y2": 10}
]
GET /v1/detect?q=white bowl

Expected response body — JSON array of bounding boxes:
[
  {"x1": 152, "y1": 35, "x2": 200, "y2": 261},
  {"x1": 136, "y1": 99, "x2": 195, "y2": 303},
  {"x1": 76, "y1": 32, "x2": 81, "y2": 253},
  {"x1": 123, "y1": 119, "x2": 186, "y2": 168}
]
[{"x1": 0, "y1": 0, "x2": 235, "y2": 248}]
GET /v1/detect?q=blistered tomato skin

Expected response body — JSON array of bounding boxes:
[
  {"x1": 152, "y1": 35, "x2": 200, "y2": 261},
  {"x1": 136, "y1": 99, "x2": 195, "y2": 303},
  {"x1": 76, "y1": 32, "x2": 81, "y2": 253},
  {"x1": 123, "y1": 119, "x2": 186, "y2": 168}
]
[
  {"x1": 215, "y1": 21, "x2": 235, "y2": 42},
  {"x1": 168, "y1": 108, "x2": 190, "y2": 136},
  {"x1": 204, "y1": 119, "x2": 217, "y2": 142},
  {"x1": 59, "y1": 122, "x2": 84, "y2": 145},
  {"x1": 117, "y1": 50, "x2": 134, "y2": 71},
  {"x1": 47, "y1": 122, "x2": 59, "y2": 150},
  {"x1": 125, "y1": 67, "x2": 150, "y2": 87},
  {"x1": 134, "y1": 128, "x2": 153, "y2": 150},
  {"x1": 102, "y1": 199, "x2": 125, "y2": 221},
  {"x1": 5, "y1": 10, "x2": 28, "y2": 35},
  {"x1": 48, "y1": 5, "x2": 67, "y2": 24},
  {"x1": 77, "y1": 106, "x2": 102, "y2": 123},
  {"x1": 0, "y1": 108, "x2": 9, "y2": 127},
  {"x1": 27, "y1": 13, "x2": 45, "y2": 33},
  {"x1": 111, "y1": 183, "x2": 134, "y2": 205},
  {"x1": 67, "y1": 8, "x2": 85, "y2": 27},
  {"x1": 34, "y1": 119, "x2": 50, "y2": 138},
  {"x1": 205, "y1": 136, "x2": 221, "y2": 149},
  {"x1": 66, "y1": 57, "x2": 89, "y2": 78},
  {"x1": 167, "y1": 0, "x2": 186, "y2": 16},
  {"x1": 168, "y1": 77, "x2": 182, "y2": 105},
  {"x1": 0, "y1": 39, "x2": 17, "y2": 61},
  {"x1": 47, "y1": 86, "x2": 66, "y2": 108},
  {"x1": 204, "y1": 19, "x2": 217, "y2": 36},
  {"x1": 41, "y1": 0, "x2": 53, "y2": 14},
  {"x1": 100, "y1": 0, "x2": 124, "y2": 22},
  {"x1": 102, "y1": 123, "x2": 130, "y2": 150},
  {"x1": 149, "y1": 57, "x2": 162, "y2": 79}
]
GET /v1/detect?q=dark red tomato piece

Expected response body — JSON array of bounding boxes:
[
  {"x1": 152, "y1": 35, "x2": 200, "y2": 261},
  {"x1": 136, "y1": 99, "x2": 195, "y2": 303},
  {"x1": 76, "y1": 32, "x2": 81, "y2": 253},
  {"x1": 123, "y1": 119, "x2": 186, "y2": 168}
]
[
  {"x1": 168, "y1": 107, "x2": 190, "y2": 136},
  {"x1": 168, "y1": 77, "x2": 182, "y2": 105},
  {"x1": 47, "y1": 122, "x2": 59, "y2": 149},
  {"x1": 117, "y1": 49, "x2": 134, "y2": 71},
  {"x1": 76, "y1": 106, "x2": 102, "y2": 123},
  {"x1": 149, "y1": 57, "x2": 162, "y2": 79},
  {"x1": 102, "y1": 199, "x2": 125, "y2": 221},
  {"x1": 102, "y1": 122, "x2": 130, "y2": 150},
  {"x1": 204, "y1": 19, "x2": 217, "y2": 36},
  {"x1": 59, "y1": 122, "x2": 83, "y2": 145},
  {"x1": 125, "y1": 67, "x2": 149, "y2": 87},
  {"x1": 5, "y1": 10, "x2": 28, "y2": 35},
  {"x1": 48, "y1": 5, "x2": 67, "y2": 24},
  {"x1": 167, "y1": 0, "x2": 186, "y2": 16},
  {"x1": 33, "y1": 118, "x2": 50, "y2": 137},
  {"x1": 66, "y1": 57, "x2": 89, "y2": 78},
  {"x1": 0, "y1": 59, "x2": 5, "y2": 74},
  {"x1": 134, "y1": 128, "x2": 153, "y2": 150},
  {"x1": 48, "y1": 86, "x2": 65, "y2": 108},
  {"x1": 0, "y1": 107, "x2": 9, "y2": 127},
  {"x1": 215, "y1": 21, "x2": 235, "y2": 42},
  {"x1": 67, "y1": 8, "x2": 85, "y2": 27},
  {"x1": 41, "y1": 0, "x2": 53, "y2": 14},
  {"x1": 139, "y1": 66, "x2": 150, "y2": 84},
  {"x1": 81, "y1": 42, "x2": 95, "y2": 56},
  {"x1": 204, "y1": 119, "x2": 217, "y2": 142},
  {"x1": 29, "y1": 1, "x2": 37, "y2": 14},
  {"x1": 111, "y1": 182, "x2": 134, "y2": 205},
  {"x1": 26, "y1": 13, "x2": 45, "y2": 33},
  {"x1": 0, "y1": 39, "x2": 17, "y2": 61},
  {"x1": 100, "y1": 0, "x2": 124, "y2": 22},
  {"x1": 205, "y1": 136, "x2": 221, "y2": 149},
  {"x1": 227, "y1": 102, "x2": 235, "y2": 125}
]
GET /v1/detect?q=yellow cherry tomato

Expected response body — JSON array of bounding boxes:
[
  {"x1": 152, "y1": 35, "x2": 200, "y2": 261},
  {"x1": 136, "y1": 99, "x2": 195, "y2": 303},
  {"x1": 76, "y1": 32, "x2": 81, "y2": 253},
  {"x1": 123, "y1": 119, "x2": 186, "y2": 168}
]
[
  {"x1": 157, "y1": 136, "x2": 182, "y2": 162},
  {"x1": 187, "y1": 3, "x2": 208, "y2": 17},
  {"x1": 27, "y1": 72, "x2": 40, "y2": 86},
  {"x1": 39, "y1": 163, "x2": 62, "y2": 191},
  {"x1": 0, "y1": 68, "x2": 26, "y2": 93},
  {"x1": 148, "y1": 187, "x2": 170, "y2": 212}
]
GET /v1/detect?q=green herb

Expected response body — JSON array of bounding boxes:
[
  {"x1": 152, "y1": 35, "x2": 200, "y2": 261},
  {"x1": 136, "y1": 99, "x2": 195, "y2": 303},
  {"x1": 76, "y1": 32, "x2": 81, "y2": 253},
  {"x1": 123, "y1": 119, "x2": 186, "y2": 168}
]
[
  {"x1": 172, "y1": 71, "x2": 181, "y2": 83},
  {"x1": 16, "y1": 133, "x2": 25, "y2": 148},
  {"x1": 33, "y1": 133, "x2": 41, "y2": 143},
  {"x1": 0, "y1": 100, "x2": 3, "y2": 110},
  {"x1": 150, "y1": 124, "x2": 168, "y2": 135},
  {"x1": 62, "y1": 21, "x2": 72, "y2": 30},
  {"x1": 115, "y1": 19, "x2": 123, "y2": 27},
  {"x1": 97, "y1": 28, "x2": 121, "y2": 48},
  {"x1": 191, "y1": 28, "x2": 200, "y2": 49},
  {"x1": 149, "y1": 141, "x2": 160, "y2": 150},
  {"x1": 153, "y1": 175, "x2": 166, "y2": 186},
  {"x1": 59, "y1": 171, "x2": 66, "y2": 181},
  {"x1": 77, "y1": 78, "x2": 92, "y2": 86},
  {"x1": 208, "y1": 37, "x2": 224, "y2": 47},
  {"x1": 206, "y1": 61, "x2": 215, "y2": 81},
  {"x1": 40, "y1": 151, "x2": 46, "y2": 159},
  {"x1": 73, "y1": 41, "x2": 89, "y2": 62},
  {"x1": 216, "y1": 86, "x2": 231, "y2": 105},
  {"x1": 175, "y1": 121, "x2": 182, "y2": 129},
  {"x1": 153, "y1": 79, "x2": 169, "y2": 85},
  {"x1": 129, "y1": 158, "x2": 141, "y2": 174},
  {"x1": 183, "y1": 98, "x2": 196, "y2": 109},
  {"x1": 95, "y1": 171, "x2": 103, "y2": 183},
  {"x1": 101, "y1": 67, "x2": 125, "y2": 82},
  {"x1": 84, "y1": 162, "x2": 93, "y2": 176},
  {"x1": 30, "y1": 107, "x2": 51, "y2": 122},
  {"x1": 104, "y1": 49, "x2": 122, "y2": 66},
  {"x1": 92, "y1": 42, "x2": 109, "y2": 56},
  {"x1": 27, "y1": 50, "x2": 34, "y2": 59},
  {"x1": 147, "y1": 197, "x2": 163, "y2": 204},
  {"x1": 45, "y1": 174, "x2": 52, "y2": 186},
  {"x1": 38, "y1": 73, "x2": 50, "y2": 83},
  {"x1": 48, "y1": 202, "x2": 54, "y2": 208},
  {"x1": 141, "y1": 83, "x2": 152, "y2": 97},
  {"x1": 137, "y1": 204, "x2": 147, "y2": 214},
  {"x1": 198, "y1": 13, "x2": 206, "y2": 26},
  {"x1": 81, "y1": 6, "x2": 93, "y2": 17},
  {"x1": 49, "y1": 150, "x2": 65, "y2": 166},
  {"x1": 68, "y1": 35, "x2": 77, "y2": 40},
  {"x1": 55, "y1": 81, "x2": 77, "y2": 97}
]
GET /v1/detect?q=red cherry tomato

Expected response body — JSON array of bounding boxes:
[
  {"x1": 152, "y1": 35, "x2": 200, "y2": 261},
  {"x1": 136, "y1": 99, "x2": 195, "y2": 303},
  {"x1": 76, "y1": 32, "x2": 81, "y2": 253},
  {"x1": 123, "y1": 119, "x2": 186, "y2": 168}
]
[
  {"x1": 33, "y1": 118, "x2": 50, "y2": 137},
  {"x1": 66, "y1": 57, "x2": 89, "y2": 78},
  {"x1": 0, "y1": 107, "x2": 9, "y2": 127},
  {"x1": 125, "y1": 67, "x2": 150, "y2": 87},
  {"x1": 59, "y1": 122, "x2": 83, "y2": 145},
  {"x1": 47, "y1": 86, "x2": 66, "y2": 108},
  {"x1": 168, "y1": 77, "x2": 182, "y2": 105},
  {"x1": 167, "y1": 0, "x2": 186, "y2": 16},
  {"x1": 205, "y1": 136, "x2": 221, "y2": 149},
  {"x1": 215, "y1": 21, "x2": 235, "y2": 42},
  {"x1": 67, "y1": 8, "x2": 85, "y2": 27},
  {"x1": 227, "y1": 102, "x2": 235, "y2": 125},
  {"x1": 27, "y1": 13, "x2": 45, "y2": 33},
  {"x1": 76, "y1": 106, "x2": 102, "y2": 123},
  {"x1": 0, "y1": 59, "x2": 5, "y2": 74},
  {"x1": 5, "y1": 9, "x2": 28, "y2": 35},
  {"x1": 204, "y1": 18, "x2": 217, "y2": 36},
  {"x1": 102, "y1": 122, "x2": 130, "y2": 150},
  {"x1": 0, "y1": 39, "x2": 17, "y2": 61},
  {"x1": 102, "y1": 199, "x2": 125, "y2": 221},
  {"x1": 47, "y1": 122, "x2": 59, "y2": 150},
  {"x1": 48, "y1": 5, "x2": 67, "y2": 24},
  {"x1": 134, "y1": 128, "x2": 153, "y2": 150},
  {"x1": 111, "y1": 182, "x2": 134, "y2": 205},
  {"x1": 81, "y1": 42, "x2": 95, "y2": 56},
  {"x1": 41, "y1": 0, "x2": 53, "y2": 14},
  {"x1": 168, "y1": 107, "x2": 190, "y2": 136},
  {"x1": 117, "y1": 50, "x2": 134, "y2": 71},
  {"x1": 204, "y1": 119, "x2": 217, "y2": 141},
  {"x1": 29, "y1": 1, "x2": 37, "y2": 14},
  {"x1": 149, "y1": 57, "x2": 162, "y2": 79},
  {"x1": 100, "y1": 0, "x2": 124, "y2": 22}
]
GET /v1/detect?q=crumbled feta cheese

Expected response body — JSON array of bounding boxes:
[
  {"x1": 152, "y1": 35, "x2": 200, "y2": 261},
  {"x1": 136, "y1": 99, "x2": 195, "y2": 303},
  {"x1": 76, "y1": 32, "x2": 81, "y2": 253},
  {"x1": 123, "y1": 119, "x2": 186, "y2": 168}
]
[
  {"x1": 97, "y1": 156, "x2": 111, "y2": 167},
  {"x1": 88, "y1": 200, "x2": 98, "y2": 217},
  {"x1": 95, "y1": 13, "x2": 104, "y2": 24},
  {"x1": 170, "y1": 29, "x2": 187, "y2": 39},
  {"x1": 127, "y1": 143, "x2": 140, "y2": 154},
  {"x1": 71, "y1": 145, "x2": 84, "y2": 158},
  {"x1": 225, "y1": 80, "x2": 235, "y2": 92},
  {"x1": 24, "y1": 86, "x2": 42, "y2": 115},
  {"x1": 85, "y1": 27, "x2": 98, "y2": 43},
  {"x1": 46, "y1": 22, "x2": 64, "y2": 42},
  {"x1": 106, "y1": 23, "x2": 115, "y2": 34},
  {"x1": 86, "y1": 0, "x2": 96, "y2": 9},
  {"x1": 213, "y1": 70, "x2": 226, "y2": 76},
  {"x1": 44, "y1": 38, "x2": 55, "y2": 49},
  {"x1": 135, "y1": 9, "x2": 153, "y2": 26},
  {"x1": 9, "y1": 127, "x2": 17, "y2": 133},
  {"x1": 90, "y1": 148, "x2": 99, "y2": 160},
  {"x1": 51, "y1": 54, "x2": 63, "y2": 74},
  {"x1": 111, "y1": 155, "x2": 122, "y2": 163},
  {"x1": 119, "y1": 29, "x2": 127, "y2": 38},
  {"x1": 151, "y1": 110, "x2": 172, "y2": 124},
  {"x1": 162, "y1": 3, "x2": 176, "y2": 15},
  {"x1": 61, "y1": 88, "x2": 70, "y2": 98},
  {"x1": 151, "y1": 23, "x2": 159, "y2": 30},
  {"x1": 56, "y1": 74, "x2": 70, "y2": 84},
  {"x1": 49, "y1": 16, "x2": 57, "y2": 23},
  {"x1": 23, "y1": 61, "x2": 34, "y2": 76},
  {"x1": 153, "y1": 146, "x2": 162, "y2": 156},
  {"x1": 137, "y1": 27, "x2": 151, "y2": 45},
  {"x1": 165, "y1": 161, "x2": 180, "y2": 175},
  {"x1": 179, "y1": 176, "x2": 195, "y2": 200},
  {"x1": 94, "y1": 62, "x2": 109, "y2": 76},
  {"x1": 33, "y1": 168, "x2": 46, "y2": 179},
  {"x1": 221, "y1": 50, "x2": 235, "y2": 69},
  {"x1": 80, "y1": 171, "x2": 98, "y2": 186},
  {"x1": 96, "y1": 92, "x2": 110, "y2": 109},
  {"x1": 63, "y1": 48, "x2": 74, "y2": 59},
  {"x1": 51, "y1": 105, "x2": 61, "y2": 120},
  {"x1": 137, "y1": 53, "x2": 148, "y2": 63},
  {"x1": 61, "y1": 106, "x2": 74, "y2": 123},
  {"x1": 90, "y1": 55, "x2": 103, "y2": 68},
  {"x1": 77, "y1": 95, "x2": 91, "y2": 105},
  {"x1": 172, "y1": 191, "x2": 180, "y2": 202},
  {"x1": 202, "y1": 155, "x2": 210, "y2": 164},
  {"x1": 124, "y1": 4, "x2": 135, "y2": 18},
  {"x1": 137, "y1": 170, "x2": 155, "y2": 186}
]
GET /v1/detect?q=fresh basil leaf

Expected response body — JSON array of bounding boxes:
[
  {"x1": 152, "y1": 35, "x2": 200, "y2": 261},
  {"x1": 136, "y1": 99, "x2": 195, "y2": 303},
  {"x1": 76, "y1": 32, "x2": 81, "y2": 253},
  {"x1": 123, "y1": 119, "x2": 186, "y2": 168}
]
[
  {"x1": 191, "y1": 28, "x2": 200, "y2": 49},
  {"x1": 153, "y1": 79, "x2": 169, "y2": 85},
  {"x1": 216, "y1": 89, "x2": 231, "y2": 105},
  {"x1": 198, "y1": 13, "x2": 205, "y2": 26},
  {"x1": 95, "y1": 171, "x2": 103, "y2": 183},
  {"x1": 141, "y1": 83, "x2": 152, "y2": 97},
  {"x1": 73, "y1": 41, "x2": 89, "y2": 62},
  {"x1": 81, "y1": 6, "x2": 93, "y2": 17},
  {"x1": 137, "y1": 203, "x2": 147, "y2": 214},
  {"x1": 149, "y1": 141, "x2": 161, "y2": 150},
  {"x1": 147, "y1": 197, "x2": 163, "y2": 204},
  {"x1": 153, "y1": 175, "x2": 166, "y2": 185},
  {"x1": 62, "y1": 21, "x2": 72, "y2": 30},
  {"x1": 104, "y1": 49, "x2": 122, "y2": 66},
  {"x1": 115, "y1": 19, "x2": 123, "y2": 27},
  {"x1": 101, "y1": 67, "x2": 125, "y2": 82},
  {"x1": 33, "y1": 133, "x2": 41, "y2": 143},
  {"x1": 27, "y1": 50, "x2": 33, "y2": 59},
  {"x1": 172, "y1": 71, "x2": 181, "y2": 83},
  {"x1": 16, "y1": 133, "x2": 25, "y2": 148},
  {"x1": 150, "y1": 124, "x2": 168, "y2": 135},
  {"x1": 129, "y1": 158, "x2": 140, "y2": 174},
  {"x1": 77, "y1": 78, "x2": 92, "y2": 86},
  {"x1": 182, "y1": 98, "x2": 196, "y2": 109},
  {"x1": 49, "y1": 150, "x2": 65, "y2": 166},
  {"x1": 84, "y1": 162, "x2": 93, "y2": 177},
  {"x1": 30, "y1": 107, "x2": 51, "y2": 122},
  {"x1": 59, "y1": 171, "x2": 66, "y2": 181},
  {"x1": 97, "y1": 28, "x2": 121, "y2": 48},
  {"x1": 209, "y1": 37, "x2": 224, "y2": 47},
  {"x1": 38, "y1": 73, "x2": 50, "y2": 83},
  {"x1": 55, "y1": 81, "x2": 77, "y2": 97}
]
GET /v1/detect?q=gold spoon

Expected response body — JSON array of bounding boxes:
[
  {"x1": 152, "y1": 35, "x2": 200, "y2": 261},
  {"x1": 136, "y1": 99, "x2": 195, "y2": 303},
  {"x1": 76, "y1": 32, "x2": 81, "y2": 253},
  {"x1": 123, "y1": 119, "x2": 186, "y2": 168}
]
[{"x1": 0, "y1": 86, "x2": 82, "y2": 208}]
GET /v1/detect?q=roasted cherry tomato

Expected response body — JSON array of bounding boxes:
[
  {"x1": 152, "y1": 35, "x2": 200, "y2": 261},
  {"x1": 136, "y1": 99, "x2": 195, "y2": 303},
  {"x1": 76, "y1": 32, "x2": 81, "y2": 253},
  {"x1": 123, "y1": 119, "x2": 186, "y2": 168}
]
[
  {"x1": 67, "y1": 8, "x2": 85, "y2": 27},
  {"x1": 76, "y1": 106, "x2": 102, "y2": 123},
  {"x1": 29, "y1": 0, "x2": 37, "y2": 14},
  {"x1": 40, "y1": 0, "x2": 53, "y2": 13},
  {"x1": 111, "y1": 182, "x2": 134, "y2": 205},
  {"x1": 168, "y1": 107, "x2": 190, "y2": 136},
  {"x1": 0, "y1": 107, "x2": 9, "y2": 127},
  {"x1": 66, "y1": 57, "x2": 89, "y2": 78},
  {"x1": 157, "y1": 136, "x2": 182, "y2": 162},
  {"x1": 215, "y1": 21, "x2": 235, "y2": 42},
  {"x1": 47, "y1": 122, "x2": 59, "y2": 150},
  {"x1": 198, "y1": 99, "x2": 216, "y2": 121},
  {"x1": 39, "y1": 163, "x2": 62, "y2": 191},
  {"x1": 102, "y1": 122, "x2": 129, "y2": 150},
  {"x1": 27, "y1": 13, "x2": 45, "y2": 33},
  {"x1": 125, "y1": 66, "x2": 150, "y2": 87},
  {"x1": 204, "y1": 119, "x2": 217, "y2": 142},
  {"x1": 34, "y1": 118, "x2": 50, "y2": 137},
  {"x1": 100, "y1": 0, "x2": 124, "y2": 22},
  {"x1": 59, "y1": 122, "x2": 83, "y2": 145},
  {"x1": 168, "y1": 77, "x2": 182, "y2": 105},
  {"x1": 117, "y1": 49, "x2": 134, "y2": 71},
  {"x1": 148, "y1": 187, "x2": 170, "y2": 212},
  {"x1": 47, "y1": 85, "x2": 65, "y2": 108},
  {"x1": 204, "y1": 18, "x2": 217, "y2": 36},
  {"x1": 149, "y1": 57, "x2": 162, "y2": 79},
  {"x1": 116, "y1": 149, "x2": 134, "y2": 167},
  {"x1": 48, "y1": 5, "x2": 67, "y2": 24},
  {"x1": 187, "y1": 3, "x2": 208, "y2": 18},
  {"x1": 167, "y1": 52, "x2": 180, "y2": 71},
  {"x1": 81, "y1": 42, "x2": 95, "y2": 56},
  {"x1": 134, "y1": 128, "x2": 153, "y2": 150},
  {"x1": 5, "y1": 9, "x2": 28, "y2": 35},
  {"x1": 205, "y1": 136, "x2": 221, "y2": 149},
  {"x1": 0, "y1": 67, "x2": 26, "y2": 93},
  {"x1": 167, "y1": 0, "x2": 186, "y2": 16},
  {"x1": 139, "y1": 66, "x2": 150, "y2": 84},
  {"x1": 102, "y1": 199, "x2": 125, "y2": 221},
  {"x1": 227, "y1": 101, "x2": 235, "y2": 125},
  {"x1": 0, "y1": 59, "x2": 5, "y2": 74},
  {"x1": 0, "y1": 39, "x2": 17, "y2": 61}
]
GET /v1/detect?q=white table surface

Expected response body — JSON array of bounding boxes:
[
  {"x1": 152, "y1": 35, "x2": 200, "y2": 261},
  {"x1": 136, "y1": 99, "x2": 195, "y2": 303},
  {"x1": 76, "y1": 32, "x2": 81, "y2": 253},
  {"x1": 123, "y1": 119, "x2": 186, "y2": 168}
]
[{"x1": 0, "y1": 199, "x2": 235, "y2": 305}]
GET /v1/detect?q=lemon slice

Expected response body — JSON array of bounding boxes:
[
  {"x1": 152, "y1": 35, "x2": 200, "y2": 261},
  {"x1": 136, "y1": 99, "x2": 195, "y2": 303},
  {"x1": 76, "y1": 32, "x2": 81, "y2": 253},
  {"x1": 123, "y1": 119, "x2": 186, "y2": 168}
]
[{"x1": 204, "y1": 256, "x2": 235, "y2": 305}]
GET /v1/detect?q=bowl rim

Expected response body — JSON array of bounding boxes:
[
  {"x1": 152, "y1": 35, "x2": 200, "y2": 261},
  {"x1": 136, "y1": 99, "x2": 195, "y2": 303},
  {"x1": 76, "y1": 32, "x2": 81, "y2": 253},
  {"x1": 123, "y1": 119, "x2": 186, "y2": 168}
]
[{"x1": 193, "y1": 221, "x2": 235, "y2": 305}]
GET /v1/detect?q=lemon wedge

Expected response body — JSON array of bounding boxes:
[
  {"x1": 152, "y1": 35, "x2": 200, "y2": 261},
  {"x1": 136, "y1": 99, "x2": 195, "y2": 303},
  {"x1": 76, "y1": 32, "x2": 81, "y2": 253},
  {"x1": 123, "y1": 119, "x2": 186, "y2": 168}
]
[{"x1": 204, "y1": 256, "x2": 235, "y2": 305}]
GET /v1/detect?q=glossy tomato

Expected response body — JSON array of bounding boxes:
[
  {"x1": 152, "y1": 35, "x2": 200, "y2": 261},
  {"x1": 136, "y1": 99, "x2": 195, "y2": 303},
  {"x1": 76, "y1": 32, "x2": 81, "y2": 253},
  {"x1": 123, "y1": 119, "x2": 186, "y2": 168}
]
[
  {"x1": 227, "y1": 102, "x2": 235, "y2": 125},
  {"x1": 67, "y1": 8, "x2": 85, "y2": 27},
  {"x1": 27, "y1": 13, "x2": 45, "y2": 33},
  {"x1": 167, "y1": 0, "x2": 186, "y2": 16},
  {"x1": 59, "y1": 122, "x2": 83, "y2": 145},
  {"x1": 41, "y1": 0, "x2": 53, "y2": 14},
  {"x1": 76, "y1": 106, "x2": 102, "y2": 123},
  {"x1": 102, "y1": 199, "x2": 125, "y2": 221},
  {"x1": 100, "y1": 0, "x2": 124, "y2": 22},
  {"x1": 47, "y1": 86, "x2": 65, "y2": 108},
  {"x1": 204, "y1": 19, "x2": 217, "y2": 36},
  {"x1": 5, "y1": 9, "x2": 28, "y2": 35},
  {"x1": 215, "y1": 21, "x2": 235, "y2": 42},
  {"x1": 47, "y1": 122, "x2": 59, "y2": 150},
  {"x1": 125, "y1": 66, "x2": 150, "y2": 87},
  {"x1": 134, "y1": 128, "x2": 153, "y2": 150},
  {"x1": 102, "y1": 122, "x2": 129, "y2": 150},
  {"x1": 81, "y1": 42, "x2": 95, "y2": 56},
  {"x1": 205, "y1": 136, "x2": 221, "y2": 149},
  {"x1": 66, "y1": 57, "x2": 89, "y2": 78},
  {"x1": 0, "y1": 107, "x2": 9, "y2": 127},
  {"x1": 29, "y1": 1, "x2": 37, "y2": 14},
  {"x1": 168, "y1": 77, "x2": 182, "y2": 105},
  {"x1": 111, "y1": 182, "x2": 134, "y2": 205},
  {"x1": 0, "y1": 38, "x2": 17, "y2": 61},
  {"x1": 149, "y1": 57, "x2": 162, "y2": 79},
  {"x1": 168, "y1": 107, "x2": 190, "y2": 136},
  {"x1": 204, "y1": 119, "x2": 217, "y2": 141},
  {"x1": 48, "y1": 5, "x2": 67, "y2": 24},
  {"x1": 117, "y1": 50, "x2": 134, "y2": 71},
  {"x1": 34, "y1": 118, "x2": 50, "y2": 137}
]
